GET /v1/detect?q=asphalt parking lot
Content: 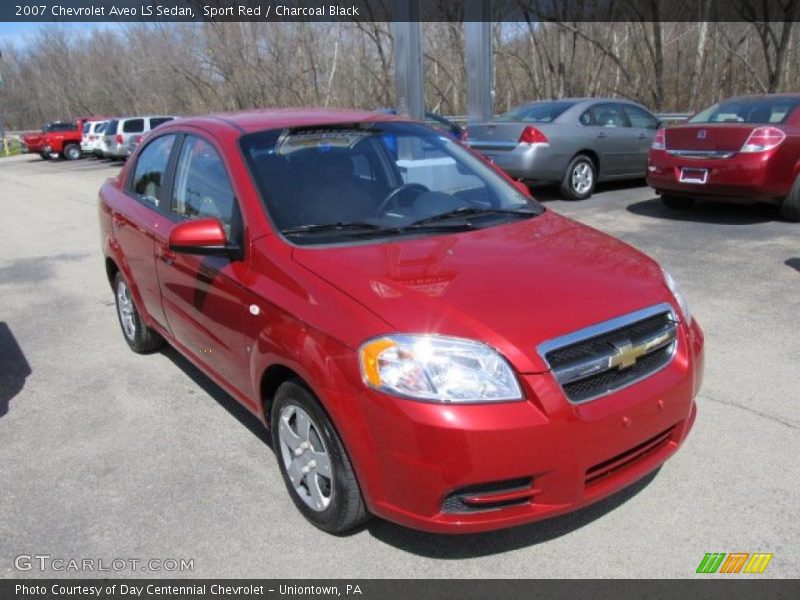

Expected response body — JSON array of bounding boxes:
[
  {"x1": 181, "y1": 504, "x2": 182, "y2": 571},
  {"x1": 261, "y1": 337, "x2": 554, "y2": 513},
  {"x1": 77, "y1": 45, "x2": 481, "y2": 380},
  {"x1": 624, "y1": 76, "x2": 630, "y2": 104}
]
[{"x1": 1, "y1": 153, "x2": 798, "y2": 579}]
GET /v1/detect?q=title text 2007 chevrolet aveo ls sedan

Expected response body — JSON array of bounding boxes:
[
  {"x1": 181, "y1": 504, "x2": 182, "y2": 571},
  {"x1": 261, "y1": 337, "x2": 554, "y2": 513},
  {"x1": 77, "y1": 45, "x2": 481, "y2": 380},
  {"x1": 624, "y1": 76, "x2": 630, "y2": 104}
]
[{"x1": 99, "y1": 109, "x2": 704, "y2": 534}]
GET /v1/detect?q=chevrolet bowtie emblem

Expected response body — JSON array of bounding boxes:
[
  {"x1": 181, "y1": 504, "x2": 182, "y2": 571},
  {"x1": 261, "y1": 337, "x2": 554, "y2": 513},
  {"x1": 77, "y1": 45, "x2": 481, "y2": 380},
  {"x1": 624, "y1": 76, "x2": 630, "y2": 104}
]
[
  {"x1": 608, "y1": 339, "x2": 647, "y2": 369},
  {"x1": 608, "y1": 329, "x2": 674, "y2": 370}
]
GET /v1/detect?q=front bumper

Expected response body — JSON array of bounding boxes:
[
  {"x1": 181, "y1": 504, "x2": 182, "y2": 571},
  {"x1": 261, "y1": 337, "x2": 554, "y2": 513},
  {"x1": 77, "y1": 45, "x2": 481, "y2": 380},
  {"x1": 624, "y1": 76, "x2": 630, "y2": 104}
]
[
  {"x1": 647, "y1": 150, "x2": 791, "y2": 202},
  {"x1": 336, "y1": 319, "x2": 703, "y2": 533}
]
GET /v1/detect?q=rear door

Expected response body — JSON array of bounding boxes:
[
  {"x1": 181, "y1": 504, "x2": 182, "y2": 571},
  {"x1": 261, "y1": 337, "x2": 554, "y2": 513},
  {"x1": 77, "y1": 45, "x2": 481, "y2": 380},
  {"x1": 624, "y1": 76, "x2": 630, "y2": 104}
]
[
  {"x1": 113, "y1": 133, "x2": 179, "y2": 329},
  {"x1": 620, "y1": 103, "x2": 659, "y2": 175},
  {"x1": 155, "y1": 133, "x2": 251, "y2": 392},
  {"x1": 579, "y1": 103, "x2": 630, "y2": 176}
]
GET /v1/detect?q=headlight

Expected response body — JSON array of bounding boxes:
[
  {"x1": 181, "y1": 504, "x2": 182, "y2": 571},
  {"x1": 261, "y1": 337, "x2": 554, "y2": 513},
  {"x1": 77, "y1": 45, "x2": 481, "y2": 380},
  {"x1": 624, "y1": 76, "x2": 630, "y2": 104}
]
[
  {"x1": 662, "y1": 267, "x2": 692, "y2": 325},
  {"x1": 359, "y1": 334, "x2": 522, "y2": 403}
]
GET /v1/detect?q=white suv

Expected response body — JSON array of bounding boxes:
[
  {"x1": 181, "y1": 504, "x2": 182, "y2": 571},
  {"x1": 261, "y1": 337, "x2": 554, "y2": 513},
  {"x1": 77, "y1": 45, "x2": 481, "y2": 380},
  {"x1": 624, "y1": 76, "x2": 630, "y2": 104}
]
[
  {"x1": 81, "y1": 120, "x2": 108, "y2": 156},
  {"x1": 102, "y1": 116, "x2": 176, "y2": 160}
]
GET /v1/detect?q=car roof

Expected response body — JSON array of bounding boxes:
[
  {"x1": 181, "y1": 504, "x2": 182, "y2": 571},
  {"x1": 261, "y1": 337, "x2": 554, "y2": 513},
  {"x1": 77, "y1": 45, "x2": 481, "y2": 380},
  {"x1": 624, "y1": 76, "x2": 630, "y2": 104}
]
[{"x1": 172, "y1": 108, "x2": 410, "y2": 135}]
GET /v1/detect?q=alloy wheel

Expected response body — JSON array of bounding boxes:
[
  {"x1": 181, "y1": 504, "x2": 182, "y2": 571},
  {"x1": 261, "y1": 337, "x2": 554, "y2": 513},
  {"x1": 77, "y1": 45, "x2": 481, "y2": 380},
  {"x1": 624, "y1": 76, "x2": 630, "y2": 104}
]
[
  {"x1": 278, "y1": 404, "x2": 334, "y2": 512},
  {"x1": 116, "y1": 280, "x2": 137, "y2": 340},
  {"x1": 572, "y1": 162, "x2": 593, "y2": 195}
]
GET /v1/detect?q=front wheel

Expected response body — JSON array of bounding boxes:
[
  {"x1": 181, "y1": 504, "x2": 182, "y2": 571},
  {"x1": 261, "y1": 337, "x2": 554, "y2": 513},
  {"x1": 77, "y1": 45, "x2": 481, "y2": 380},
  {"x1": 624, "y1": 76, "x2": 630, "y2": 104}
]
[
  {"x1": 113, "y1": 272, "x2": 164, "y2": 353},
  {"x1": 560, "y1": 155, "x2": 596, "y2": 200},
  {"x1": 779, "y1": 176, "x2": 800, "y2": 222},
  {"x1": 272, "y1": 381, "x2": 369, "y2": 534}
]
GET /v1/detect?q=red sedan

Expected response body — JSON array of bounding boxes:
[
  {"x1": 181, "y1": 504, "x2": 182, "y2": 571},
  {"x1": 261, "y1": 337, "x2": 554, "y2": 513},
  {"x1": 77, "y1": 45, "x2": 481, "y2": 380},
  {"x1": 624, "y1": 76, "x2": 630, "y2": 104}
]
[
  {"x1": 99, "y1": 109, "x2": 704, "y2": 534},
  {"x1": 647, "y1": 94, "x2": 800, "y2": 221}
]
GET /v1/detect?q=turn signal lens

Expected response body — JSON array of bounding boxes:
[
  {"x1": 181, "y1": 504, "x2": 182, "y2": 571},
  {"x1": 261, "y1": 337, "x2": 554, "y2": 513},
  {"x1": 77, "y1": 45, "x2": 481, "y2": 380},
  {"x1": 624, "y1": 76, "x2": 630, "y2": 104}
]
[
  {"x1": 651, "y1": 128, "x2": 666, "y2": 150},
  {"x1": 740, "y1": 126, "x2": 785, "y2": 153},
  {"x1": 518, "y1": 126, "x2": 549, "y2": 145}
]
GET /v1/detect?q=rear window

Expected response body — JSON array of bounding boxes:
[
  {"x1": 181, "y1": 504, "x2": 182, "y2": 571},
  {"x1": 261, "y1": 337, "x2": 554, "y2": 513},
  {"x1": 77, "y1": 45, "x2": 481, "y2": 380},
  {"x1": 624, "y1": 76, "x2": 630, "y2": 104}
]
[
  {"x1": 48, "y1": 122, "x2": 76, "y2": 132},
  {"x1": 83, "y1": 122, "x2": 91, "y2": 134},
  {"x1": 123, "y1": 119, "x2": 145, "y2": 133},
  {"x1": 105, "y1": 120, "x2": 119, "y2": 135},
  {"x1": 689, "y1": 98, "x2": 800, "y2": 124},
  {"x1": 496, "y1": 101, "x2": 576, "y2": 123}
]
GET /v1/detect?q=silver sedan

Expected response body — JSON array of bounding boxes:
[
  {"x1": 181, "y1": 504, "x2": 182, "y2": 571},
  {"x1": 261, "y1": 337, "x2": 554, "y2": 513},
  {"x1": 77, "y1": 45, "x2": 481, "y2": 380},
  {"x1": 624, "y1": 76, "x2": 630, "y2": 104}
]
[{"x1": 467, "y1": 99, "x2": 660, "y2": 199}]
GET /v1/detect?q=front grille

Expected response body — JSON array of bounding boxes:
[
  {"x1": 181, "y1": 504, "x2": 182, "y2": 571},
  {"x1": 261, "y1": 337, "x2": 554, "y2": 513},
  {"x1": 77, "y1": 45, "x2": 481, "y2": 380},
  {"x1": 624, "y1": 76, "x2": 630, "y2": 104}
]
[
  {"x1": 585, "y1": 426, "x2": 675, "y2": 486},
  {"x1": 538, "y1": 304, "x2": 678, "y2": 403}
]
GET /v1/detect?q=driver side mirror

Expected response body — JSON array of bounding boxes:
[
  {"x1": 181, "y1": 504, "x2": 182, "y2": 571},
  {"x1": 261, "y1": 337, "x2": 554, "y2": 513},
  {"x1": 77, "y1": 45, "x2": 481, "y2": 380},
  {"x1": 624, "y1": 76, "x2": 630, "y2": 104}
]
[{"x1": 169, "y1": 218, "x2": 242, "y2": 260}]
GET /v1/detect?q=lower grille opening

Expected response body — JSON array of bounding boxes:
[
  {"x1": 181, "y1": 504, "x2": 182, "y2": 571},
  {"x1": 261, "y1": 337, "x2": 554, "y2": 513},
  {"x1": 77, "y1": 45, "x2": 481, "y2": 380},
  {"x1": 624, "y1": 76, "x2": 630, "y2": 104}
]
[
  {"x1": 585, "y1": 426, "x2": 675, "y2": 486},
  {"x1": 442, "y1": 477, "x2": 535, "y2": 513}
]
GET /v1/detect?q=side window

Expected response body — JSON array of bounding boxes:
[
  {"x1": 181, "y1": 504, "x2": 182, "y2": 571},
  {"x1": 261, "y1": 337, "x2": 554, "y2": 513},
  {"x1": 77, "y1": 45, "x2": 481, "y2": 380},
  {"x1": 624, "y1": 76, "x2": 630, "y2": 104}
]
[
  {"x1": 150, "y1": 117, "x2": 173, "y2": 129},
  {"x1": 583, "y1": 104, "x2": 627, "y2": 127},
  {"x1": 623, "y1": 105, "x2": 659, "y2": 129},
  {"x1": 131, "y1": 135, "x2": 176, "y2": 209},
  {"x1": 123, "y1": 119, "x2": 145, "y2": 133},
  {"x1": 172, "y1": 136, "x2": 239, "y2": 238}
]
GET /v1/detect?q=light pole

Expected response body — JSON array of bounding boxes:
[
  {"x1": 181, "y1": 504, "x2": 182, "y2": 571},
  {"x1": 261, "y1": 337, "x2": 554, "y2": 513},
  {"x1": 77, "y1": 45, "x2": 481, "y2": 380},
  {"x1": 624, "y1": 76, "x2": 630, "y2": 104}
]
[{"x1": 0, "y1": 48, "x2": 7, "y2": 157}]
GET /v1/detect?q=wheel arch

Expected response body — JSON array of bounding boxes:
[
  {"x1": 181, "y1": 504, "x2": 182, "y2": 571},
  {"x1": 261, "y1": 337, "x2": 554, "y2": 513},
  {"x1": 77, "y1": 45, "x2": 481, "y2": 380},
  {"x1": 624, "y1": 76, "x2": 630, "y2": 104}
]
[{"x1": 571, "y1": 149, "x2": 600, "y2": 175}]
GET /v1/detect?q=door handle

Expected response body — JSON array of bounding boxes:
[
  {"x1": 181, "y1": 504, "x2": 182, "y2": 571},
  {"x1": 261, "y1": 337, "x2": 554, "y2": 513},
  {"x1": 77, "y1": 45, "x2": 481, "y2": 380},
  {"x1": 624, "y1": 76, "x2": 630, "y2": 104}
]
[{"x1": 597, "y1": 132, "x2": 607, "y2": 139}]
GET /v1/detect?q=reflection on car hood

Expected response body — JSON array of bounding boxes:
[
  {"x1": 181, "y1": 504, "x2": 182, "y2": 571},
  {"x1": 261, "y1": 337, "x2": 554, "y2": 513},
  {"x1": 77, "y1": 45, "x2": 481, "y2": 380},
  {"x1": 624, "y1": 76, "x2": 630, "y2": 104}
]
[{"x1": 291, "y1": 211, "x2": 672, "y2": 372}]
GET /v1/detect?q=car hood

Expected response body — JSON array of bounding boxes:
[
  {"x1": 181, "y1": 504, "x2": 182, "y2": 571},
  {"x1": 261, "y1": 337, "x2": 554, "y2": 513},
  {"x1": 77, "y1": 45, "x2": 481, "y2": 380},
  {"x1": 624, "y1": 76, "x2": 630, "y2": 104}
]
[{"x1": 290, "y1": 211, "x2": 674, "y2": 373}]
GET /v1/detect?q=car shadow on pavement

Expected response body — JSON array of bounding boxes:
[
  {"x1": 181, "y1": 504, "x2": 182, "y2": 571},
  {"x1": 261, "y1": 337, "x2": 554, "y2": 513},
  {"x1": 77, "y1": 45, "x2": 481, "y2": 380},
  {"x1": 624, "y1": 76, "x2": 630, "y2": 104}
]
[
  {"x1": 365, "y1": 469, "x2": 659, "y2": 557},
  {"x1": 0, "y1": 322, "x2": 32, "y2": 418},
  {"x1": 530, "y1": 179, "x2": 647, "y2": 202},
  {"x1": 627, "y1": 198, "x2": 781, "y2": 225},
  {"x1": 785, "y1": 258, "x2": 800, "y2": 273},
  {"x1": 159, "y1": 345, "x2": 272, "y2": 448}
]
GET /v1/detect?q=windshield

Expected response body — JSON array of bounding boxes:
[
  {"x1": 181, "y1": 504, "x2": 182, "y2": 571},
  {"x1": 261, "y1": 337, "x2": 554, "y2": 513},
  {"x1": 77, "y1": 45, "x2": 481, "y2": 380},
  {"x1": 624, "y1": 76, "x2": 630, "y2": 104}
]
[
  {"x1": 689, "y1": 97, "x2": 800, "y2": 124},
  {"x1": 495, "y1": 101, "x2": 576, "y2": 123},
  {"x1": 240, "y1": 122, "x2": 541, "y2": 245}
]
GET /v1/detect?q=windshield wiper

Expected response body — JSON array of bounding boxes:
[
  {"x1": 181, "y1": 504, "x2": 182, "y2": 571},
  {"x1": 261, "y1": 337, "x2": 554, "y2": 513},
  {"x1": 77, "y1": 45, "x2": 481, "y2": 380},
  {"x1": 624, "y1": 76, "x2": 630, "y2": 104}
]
[
  {"x1": 407, "y1": 206, "x2": 539, "y2": 228},
  {"x1": 282, "y1": 222, "x2": 393, "y2": 236}
]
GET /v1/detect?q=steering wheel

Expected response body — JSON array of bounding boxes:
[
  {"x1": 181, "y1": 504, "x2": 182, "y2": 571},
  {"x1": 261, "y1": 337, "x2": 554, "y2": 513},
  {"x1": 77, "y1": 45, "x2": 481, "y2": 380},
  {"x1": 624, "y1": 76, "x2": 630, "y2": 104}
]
[{"x1": 375, "y1": 183, "x2": 429, "y2": 216}]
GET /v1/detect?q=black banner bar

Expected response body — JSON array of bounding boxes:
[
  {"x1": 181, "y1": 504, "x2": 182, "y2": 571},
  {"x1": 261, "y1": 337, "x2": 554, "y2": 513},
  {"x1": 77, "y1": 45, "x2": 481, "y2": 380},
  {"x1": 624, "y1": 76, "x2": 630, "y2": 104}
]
[
  {"x1": 2, "y1": 580, "x2": 799, "y2": 600},
  {"x1": 2, "y1": 0, "x2": 800, "y2": 23}
]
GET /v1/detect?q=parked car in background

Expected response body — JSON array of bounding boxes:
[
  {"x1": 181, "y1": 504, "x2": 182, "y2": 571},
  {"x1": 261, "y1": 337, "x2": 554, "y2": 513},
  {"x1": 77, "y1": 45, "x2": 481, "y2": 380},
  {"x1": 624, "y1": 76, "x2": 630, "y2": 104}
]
[
  {"x1": 103, "y1": 116, "x2": 176, "y2": 160},
  {"x1": 123, "y1": 133, "x2": 145, "y2": 157},
  {"x1": 81, "y1": 120, "x2": 108, "y2": 156},
  {"x1": 647, "y1": 94, "x2": 800, "y2": 221},
  {"x1": 100, "y1": 108, "x2": 703, "y2": 534},
  {"x1": 90, "y1": 122, "x2": 109, "y2": 157},
  {"x1": 23, "y1": 122, "x2": 75, "y2": 158},
  {"x1": 42, "y1": 118, "x2": 88, "y2": 160},
  {"x1": 467, "y1": 99, "x2": 660, "y2": 199}
]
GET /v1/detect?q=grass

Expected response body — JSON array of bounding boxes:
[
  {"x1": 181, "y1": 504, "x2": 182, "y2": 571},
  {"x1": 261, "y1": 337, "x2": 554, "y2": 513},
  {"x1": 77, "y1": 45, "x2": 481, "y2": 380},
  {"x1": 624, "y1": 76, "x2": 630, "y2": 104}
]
[{"x1": 0, "y1": 138, "x2": 25, "y2": 158}]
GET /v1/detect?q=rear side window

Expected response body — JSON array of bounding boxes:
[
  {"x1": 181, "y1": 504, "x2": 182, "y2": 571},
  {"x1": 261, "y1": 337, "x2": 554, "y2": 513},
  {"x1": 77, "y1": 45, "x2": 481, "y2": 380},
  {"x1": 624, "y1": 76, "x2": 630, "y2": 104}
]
[
  {"x1": 171, "y1": 136, "x2": 238, "y2": 238},
  {"x1": 581, "y1": 104, "x2": 627, "y2": 127},
  {"x1": 623, "y1": 104, "x2": 658, "y2": 129},
  {"x1": 131, "y1": 135, "x2": 176, "y2": 208},
  {"x1": 149, "y1": 117, "x2": 174, "y2": 129},
  {"x1": 123, "y1": 119, "x2": 145, "y2": 133}
]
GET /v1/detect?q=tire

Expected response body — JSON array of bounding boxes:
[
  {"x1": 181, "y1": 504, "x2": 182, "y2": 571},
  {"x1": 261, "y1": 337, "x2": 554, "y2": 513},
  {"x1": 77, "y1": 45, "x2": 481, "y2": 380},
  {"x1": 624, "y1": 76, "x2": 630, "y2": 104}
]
[
  {"x1": 779, "y1": 176, "x2": 800, "y2": 222},
  {"x1": 113, "y1": 272, "x2": 164, "y2": 354},
  {"x1": 560, "y1": 154, "x2": 597, "y2": 200},
  {"x1": 39, "y1": 151, "x2": 50, "y2": 161},
  {"x1": 63, "y1": 144, "x2": 81, "y2": 161},
  {"x1": 661, "y1": 195, "x2": 695, "y2": 210},
  {"x1": 271, "y1": 380, "x2": 369, "y2": 534}
]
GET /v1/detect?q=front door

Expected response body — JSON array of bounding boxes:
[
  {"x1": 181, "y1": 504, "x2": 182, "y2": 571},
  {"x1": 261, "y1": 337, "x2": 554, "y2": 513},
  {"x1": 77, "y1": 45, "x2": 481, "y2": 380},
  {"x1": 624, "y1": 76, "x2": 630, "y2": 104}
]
[{"x1": 155, "y1": 134, "x2": 251, "y2": 395}]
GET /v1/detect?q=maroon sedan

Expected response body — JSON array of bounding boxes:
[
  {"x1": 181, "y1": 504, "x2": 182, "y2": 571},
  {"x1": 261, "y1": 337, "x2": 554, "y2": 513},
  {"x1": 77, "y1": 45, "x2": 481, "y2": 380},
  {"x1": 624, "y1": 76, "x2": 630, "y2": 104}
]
[{"x1": 647, "y1": 94, "x2": 800, "y2": 221}]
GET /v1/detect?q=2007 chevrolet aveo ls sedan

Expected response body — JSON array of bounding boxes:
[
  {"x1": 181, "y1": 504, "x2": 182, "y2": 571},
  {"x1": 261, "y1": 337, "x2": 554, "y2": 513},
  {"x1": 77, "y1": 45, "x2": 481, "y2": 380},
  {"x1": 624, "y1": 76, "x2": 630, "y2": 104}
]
[{"x1": 99, "y1": 109, "x2": 704, "y2": 534}]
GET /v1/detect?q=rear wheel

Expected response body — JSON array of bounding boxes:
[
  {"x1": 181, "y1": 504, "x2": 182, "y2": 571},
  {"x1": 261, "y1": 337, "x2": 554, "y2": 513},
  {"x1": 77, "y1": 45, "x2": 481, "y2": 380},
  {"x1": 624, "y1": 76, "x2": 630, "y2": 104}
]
[
  {"x1": 661, "y1": 195, "x2": 695, "y2": 210},
  {"x1": 560, "y1": 154, "x2": 596, "y2": 200},
  {"x1": 39, "y1": 151, "x2": 50, "y2": 160},
  {"x1": 113, "y1": 272, "x2": 164, "y2": 353},
  {"x1": 272, "y1": 380, "x2": 369, "y2": 534},
  {"x1": 779, "y1": 176, "x2": 800, "y2": 222},
  {"x1": 63, "y1": 143, "x2": 81, "y2": 161}
]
